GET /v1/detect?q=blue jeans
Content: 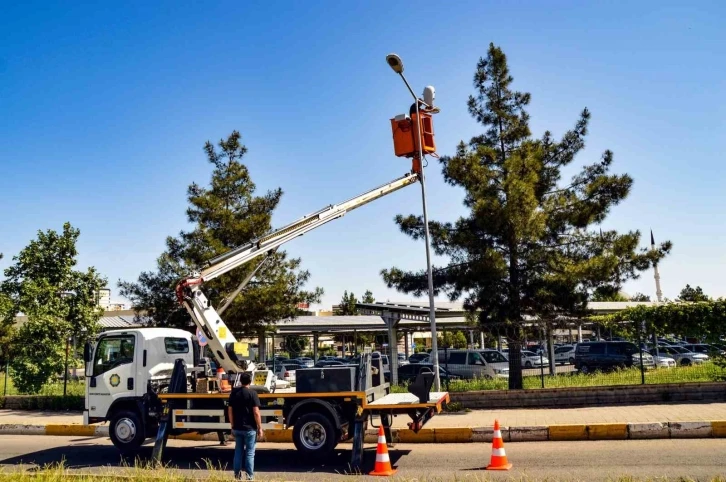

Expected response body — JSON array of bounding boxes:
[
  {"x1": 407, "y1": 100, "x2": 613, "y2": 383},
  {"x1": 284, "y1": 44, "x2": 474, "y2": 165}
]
[{"x1": 232, "y1": 429, "x2": 257, "y2": 480}]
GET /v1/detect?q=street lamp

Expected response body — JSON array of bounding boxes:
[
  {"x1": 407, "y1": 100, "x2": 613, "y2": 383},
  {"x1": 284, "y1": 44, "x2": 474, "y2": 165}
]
[{"x1": 386, "y1": 53, "x2": 441, "y2": 392}]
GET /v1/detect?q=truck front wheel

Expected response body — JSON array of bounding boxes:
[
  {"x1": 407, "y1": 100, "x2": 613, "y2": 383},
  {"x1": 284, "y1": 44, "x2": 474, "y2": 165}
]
[
  {"x1": 292, "y1": 412, "x2": 337, "y2": 459},
  {"x1": 109, "y1": 410, "x2": 145, "y2": 454}
]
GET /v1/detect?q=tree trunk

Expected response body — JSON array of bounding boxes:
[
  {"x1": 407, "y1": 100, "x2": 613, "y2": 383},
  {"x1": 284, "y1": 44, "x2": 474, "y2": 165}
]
[
  {"x1": 508, "y1": 339, "x2": 524, "y2": 389},
  {"x1": 508, "y1": 238, "x2": 524, "y2": 390}
]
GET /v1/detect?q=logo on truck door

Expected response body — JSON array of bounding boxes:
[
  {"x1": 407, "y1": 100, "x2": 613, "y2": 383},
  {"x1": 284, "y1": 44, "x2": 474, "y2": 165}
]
[{"x1": 109, "y1": 374, "x2": 121, "y2": 387}]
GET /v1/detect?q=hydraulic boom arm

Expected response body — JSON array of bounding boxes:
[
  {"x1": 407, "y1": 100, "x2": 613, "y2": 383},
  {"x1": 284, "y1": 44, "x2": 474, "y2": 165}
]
[{"x1": 176, "y1": 172, "x2": 419, "y2": 384}]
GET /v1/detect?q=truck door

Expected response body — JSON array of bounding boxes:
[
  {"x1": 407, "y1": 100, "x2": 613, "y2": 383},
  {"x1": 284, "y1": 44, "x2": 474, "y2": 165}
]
[{"x1": 87, "y1": 333, "x2": 138, "y2": 420}]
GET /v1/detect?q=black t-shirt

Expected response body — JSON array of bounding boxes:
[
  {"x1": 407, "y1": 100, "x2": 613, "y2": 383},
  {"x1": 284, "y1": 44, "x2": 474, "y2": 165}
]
[{"x1": 228, "y1": 386, "x2": 261, "y2": 431}]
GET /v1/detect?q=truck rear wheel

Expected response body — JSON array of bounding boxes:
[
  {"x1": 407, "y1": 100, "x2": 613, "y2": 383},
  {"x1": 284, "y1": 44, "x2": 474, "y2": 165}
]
[
  {"x1": 292, "y1": 412, "x2": 336, "y2": 459},
  {"x1": 109, "y1": 410, "x2": 145, "y2": 454}
]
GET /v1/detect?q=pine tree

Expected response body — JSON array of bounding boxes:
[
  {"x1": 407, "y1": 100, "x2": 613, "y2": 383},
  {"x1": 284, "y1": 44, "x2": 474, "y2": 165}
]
[
  {"x1": 119, "y1": 131, "x2": 323, "y2": 335},
  {"x1": 678, "y1": 284, "x2": 709, "y2": 302},
  {"x1": 336, "y1": 291, "x2": 359, "y2": 316},
  {"x1": 382, "y1": 44, "x2": 671, "y2": 389},
  {"x1": 630, "y1": 293, "x2": 651, "y2": 302},
  {"x1": 362, "y1": 290, "x2": 375, "y2": 304}
]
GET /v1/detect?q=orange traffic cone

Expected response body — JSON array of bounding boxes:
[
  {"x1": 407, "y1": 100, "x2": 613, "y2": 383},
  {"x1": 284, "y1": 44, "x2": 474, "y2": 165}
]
[
  {"x1": 486, "y1": 420, "x2": 512, "y2": 470},
  {"x1": 369, "y1": 425, "x2": 397, "y2": 476},
  {"x1": 217, "y1": 368, "x2": 232, "y2": 392}
]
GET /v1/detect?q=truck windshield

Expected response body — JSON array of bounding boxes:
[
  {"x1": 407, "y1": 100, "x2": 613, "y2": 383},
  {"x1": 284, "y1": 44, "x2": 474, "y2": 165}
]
[{"x1": 93, "y1": 335, "x2": 135, "y2": 376}]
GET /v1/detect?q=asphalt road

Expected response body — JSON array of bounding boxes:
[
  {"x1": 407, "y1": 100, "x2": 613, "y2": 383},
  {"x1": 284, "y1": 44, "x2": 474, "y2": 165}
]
[{"x1": 1, "y1": 435, "x2": 725, "y2": 481}]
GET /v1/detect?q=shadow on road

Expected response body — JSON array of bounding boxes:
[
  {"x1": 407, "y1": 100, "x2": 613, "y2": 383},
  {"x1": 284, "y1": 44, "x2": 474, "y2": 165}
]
[{"x1": 0, "y1": 442, "x2": 411, "y2": 476}]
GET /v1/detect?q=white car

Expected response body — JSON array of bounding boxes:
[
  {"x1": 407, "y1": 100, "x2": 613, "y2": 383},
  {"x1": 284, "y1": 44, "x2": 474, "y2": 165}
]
[
  {"x1": 650, "y1": 354, "x2": 677, "y2": 368},
  {"x1": 653, "y1": 346, "x2": 708, "y2": 366},
  {"x1": 275, "y1": 363, "x2": 301, "y2": 385},
  {"x1": 521, "y1": 350, "x2": 549, "y2": 368},
  {"x1": 501, "y1": 350, "x2": 549, "y2": 368},
  {"x1": 553, "y1": 345, "x2": 577, "y2": 365}
]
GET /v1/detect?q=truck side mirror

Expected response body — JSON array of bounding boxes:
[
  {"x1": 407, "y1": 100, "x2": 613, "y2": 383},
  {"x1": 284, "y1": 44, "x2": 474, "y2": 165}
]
[{"x1": 84, "y1": 342, "x2": 92, "y2": 363}]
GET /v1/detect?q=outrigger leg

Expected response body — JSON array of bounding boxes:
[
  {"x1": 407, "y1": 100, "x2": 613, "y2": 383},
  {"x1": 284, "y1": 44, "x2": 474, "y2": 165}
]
[
  {"x1": 350, "y1": 418, "x2": 365, "y2": 471},
  {"x1": 151, "y1": 404, "x2": 171, "y2": 464}
]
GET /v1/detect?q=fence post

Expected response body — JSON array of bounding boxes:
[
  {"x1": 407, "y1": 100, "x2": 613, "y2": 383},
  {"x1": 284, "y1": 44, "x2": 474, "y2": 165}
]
[
  {"x1": 3, "y1": 362, "x2": 7, "y2": 396},
  {"x1": 540, "y1": 351, "x2": 545, "y2": 388},
  {"x1": 636, "y1": 321, "x2": 645, "y2": 385}
]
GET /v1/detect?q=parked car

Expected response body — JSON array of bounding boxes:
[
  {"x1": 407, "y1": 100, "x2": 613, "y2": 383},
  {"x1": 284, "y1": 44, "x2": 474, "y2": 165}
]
[
  {"x1": 553, "y1": 345, "x2": 577, "y2": 365},
  {"x1": 521, "y1": 350, "x2": 549, "y2": 368},
  {"x1": 501, "y1": 349, "x2": 549, "y2": 368},
  {"x1": 371, "y1": 351, "x2": 390, "y2": 374},
  {"x1": 574, "y1": 342, "x2": 655, "y2": 374},
  {"x1": 314, "y1": 360, "x2": 344, "y2": 368},
  {"x1": 650, "y1": 346, "x2": 708, "y2": 366},
  {"x1": 275, "y1": 363, "x2": 302, "y2": 384},
  {"x1": 265, "y1": 358, "x2": 290, "y2": 369},
  {"x1": 650, "y1": 353, "x2": 677, "y2": 368},
  {"x1": 396, "y1": 363, "x2": 460, "y2": 384},
  {"x1": 683, "y1": 344, "x2": 725, "y2": 357},
  {"x1": 437, "y1": 349, "x2": 509, "y2": 379},
  {"x1": 292, "y1": 357, "x2": 314, "y2": 368},
  {"x1": 408, "y1": 353, "x2": 429, "y2": 364}
]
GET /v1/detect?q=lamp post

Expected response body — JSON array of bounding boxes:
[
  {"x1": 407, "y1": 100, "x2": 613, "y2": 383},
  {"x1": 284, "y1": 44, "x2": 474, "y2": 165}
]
[{"x1": 386, "y1": 53, "x2": 441, "y2": 391}]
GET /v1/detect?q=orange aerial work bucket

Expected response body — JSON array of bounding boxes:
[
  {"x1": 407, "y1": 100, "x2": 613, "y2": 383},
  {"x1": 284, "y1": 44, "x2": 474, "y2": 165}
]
[{"x1": 390, "y1": 112, "x2": 436, "y2": 158}]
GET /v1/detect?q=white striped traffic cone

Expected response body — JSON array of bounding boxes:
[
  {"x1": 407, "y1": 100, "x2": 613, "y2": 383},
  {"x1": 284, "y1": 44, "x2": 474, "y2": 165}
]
[
  {"x1": 369, "y1": 425, "x2": 396, "y2": 476},
  {"x1": 486, "y1": 419, "x2": 512, "y2": 470}
]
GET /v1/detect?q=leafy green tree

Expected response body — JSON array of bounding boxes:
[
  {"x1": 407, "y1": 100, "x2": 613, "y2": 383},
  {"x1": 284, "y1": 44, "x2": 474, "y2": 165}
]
[
  {"x1": 630, "y1": 292, "x2": 651, "y2": 302},
  {"x1": 678, "y1": 284, "x2": 709, "y2": 302},
  {"x1": 0, "y1": 268, "x2": 13, "y2": 367},
  {"x1": 597, "y1": 299, "x2": 726, "y2": 342},
  {"x1": 119, "y1": 131, "x2": 323, "y2": 336},
  {"x1": 284, "y1": 335, "x2": 308, "y2": 358},
  {"x1": 362, "y1": 290, "x2": 375, "y2": 304},
  {"x1": 381, "y1": 43, "x2": 670, "y2": 389},
  {"x1": 1, "y1": 223, "x2": 106, "y2": 393},
  {"x1": 438, "y1": 330, "x2": 468, "y2": 349}
]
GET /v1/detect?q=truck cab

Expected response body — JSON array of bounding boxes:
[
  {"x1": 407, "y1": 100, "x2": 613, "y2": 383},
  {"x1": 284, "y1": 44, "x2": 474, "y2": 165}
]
[{"x1": 84, "y1": 328, "x2": 195, "y2": 448}]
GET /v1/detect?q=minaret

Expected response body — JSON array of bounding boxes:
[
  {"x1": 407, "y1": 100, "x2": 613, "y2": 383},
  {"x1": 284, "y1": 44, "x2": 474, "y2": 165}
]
[{"x1": 651, "y1": 230, "x2": 663, "y2": 303}]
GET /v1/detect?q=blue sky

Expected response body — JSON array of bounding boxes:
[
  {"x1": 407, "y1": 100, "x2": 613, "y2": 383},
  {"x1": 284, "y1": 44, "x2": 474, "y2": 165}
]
[{"x1": 1, "y1": 1, "x2": 724, "y2": 310}]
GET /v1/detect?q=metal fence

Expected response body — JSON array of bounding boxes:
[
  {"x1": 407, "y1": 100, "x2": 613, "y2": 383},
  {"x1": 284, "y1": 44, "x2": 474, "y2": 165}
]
[
  {"x1": 3, "y1": 331, "x2": 723, "y2": 396},
  {"x1": 406, "y1": 335, "x2": 726, "y2": 392},
  {"x1": 1, "y1": 338, "x2": 84, "y2": 397}
]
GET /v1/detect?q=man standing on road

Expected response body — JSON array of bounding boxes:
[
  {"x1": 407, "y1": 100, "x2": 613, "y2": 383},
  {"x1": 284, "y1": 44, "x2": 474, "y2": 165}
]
[{"x1": 228, "y1": 372, "x2": 263, "y2": 480}]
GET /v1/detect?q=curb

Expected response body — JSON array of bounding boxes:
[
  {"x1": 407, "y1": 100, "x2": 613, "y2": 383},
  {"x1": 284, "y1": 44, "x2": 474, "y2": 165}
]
[{"x1": 1, "y1": 421, "x2": 725, "y2": 442}]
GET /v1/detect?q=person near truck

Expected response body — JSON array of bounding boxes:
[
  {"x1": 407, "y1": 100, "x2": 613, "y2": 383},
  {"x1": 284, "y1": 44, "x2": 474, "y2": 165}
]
[{"x1": 228, "y1": 372, "x2": 263, "y2": 480}]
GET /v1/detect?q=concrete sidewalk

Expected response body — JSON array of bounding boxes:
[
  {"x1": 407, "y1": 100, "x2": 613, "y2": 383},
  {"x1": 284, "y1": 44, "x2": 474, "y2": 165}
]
[{"x1": 3, "y1": 402, "x2": 726, "y2": 428}]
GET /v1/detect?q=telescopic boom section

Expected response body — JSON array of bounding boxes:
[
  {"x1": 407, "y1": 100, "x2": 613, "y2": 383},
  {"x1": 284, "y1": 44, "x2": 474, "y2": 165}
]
[
  {"x1": 178, "y1": 172, "x2": 419, "y2": 292},
  {"x1": 174, "y1": 172, "x2": 419, "y2": 377}
]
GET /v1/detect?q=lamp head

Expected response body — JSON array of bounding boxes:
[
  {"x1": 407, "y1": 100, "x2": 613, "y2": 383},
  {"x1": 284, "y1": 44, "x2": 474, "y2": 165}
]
[{"x1": 386, "y1": 53, "x2": 404, "y2": 74}]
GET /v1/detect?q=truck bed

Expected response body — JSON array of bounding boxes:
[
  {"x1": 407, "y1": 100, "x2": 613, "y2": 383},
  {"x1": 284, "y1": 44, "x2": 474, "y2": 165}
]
[
  {"x1": 159, "y1": 389, "x2": 450, "y2": 412},
  {"x1": 365, "y1": 391, "x2": 450, "y2": 411}
]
